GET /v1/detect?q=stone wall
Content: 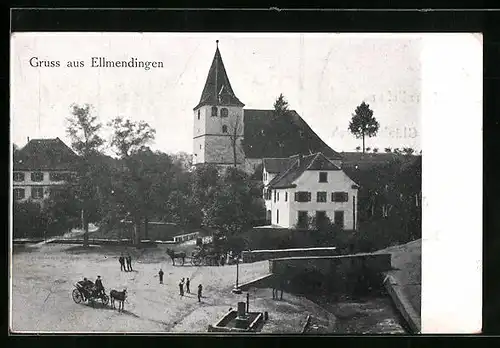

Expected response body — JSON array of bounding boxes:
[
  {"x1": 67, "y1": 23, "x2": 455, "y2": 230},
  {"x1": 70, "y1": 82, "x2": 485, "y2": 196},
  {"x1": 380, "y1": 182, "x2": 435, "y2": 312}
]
[{"x1": 269, "y1": 253, "x2": 392, "y2": 294}]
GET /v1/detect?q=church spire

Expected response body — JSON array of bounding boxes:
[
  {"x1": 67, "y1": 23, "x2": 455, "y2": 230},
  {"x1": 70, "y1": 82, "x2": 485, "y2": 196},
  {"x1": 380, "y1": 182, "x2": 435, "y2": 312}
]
[{"x1": 194, "y1": 40, "x2": 245, "y2": 110}]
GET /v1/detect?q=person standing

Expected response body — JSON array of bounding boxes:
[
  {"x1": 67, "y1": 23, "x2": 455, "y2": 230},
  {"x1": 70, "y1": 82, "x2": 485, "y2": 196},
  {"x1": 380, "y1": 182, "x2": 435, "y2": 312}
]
[
  {"x1": 158, "y1": 269, "x2": 164, "y2": 284},
  {"x1": 95, "y1": 275, "x2": 104, "y2": 296},
  {"x1": 119, "y1": 254, "x2": 126, "y2": 272},
  {"x1": 185, "y1": 278, "x2": 190, "y2": 293},
  {"x1": 126, "y1": 254, "x2": 133, "y2": 271},
  {"x1": 179, "y1": 280, "x2": 184, "y2": 296},
  {"x1": 197, "y1": 284, "x2": 203, "y2": 302}
]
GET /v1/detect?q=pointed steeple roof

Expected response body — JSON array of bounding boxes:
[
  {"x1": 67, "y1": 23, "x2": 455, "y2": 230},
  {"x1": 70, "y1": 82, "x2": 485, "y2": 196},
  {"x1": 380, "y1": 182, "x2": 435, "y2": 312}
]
[{"x1": 194, "y1": 41, "x2": 244, "y2": 110}]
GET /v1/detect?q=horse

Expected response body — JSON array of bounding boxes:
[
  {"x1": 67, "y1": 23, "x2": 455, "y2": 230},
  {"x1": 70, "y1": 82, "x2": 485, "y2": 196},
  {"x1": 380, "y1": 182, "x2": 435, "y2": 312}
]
[
  {"x1": 110, "y1": 289, "x2": 127, "y2": 312},
  {"x1": 166, "y1": 248, "x2": 186, "y2": 266}
]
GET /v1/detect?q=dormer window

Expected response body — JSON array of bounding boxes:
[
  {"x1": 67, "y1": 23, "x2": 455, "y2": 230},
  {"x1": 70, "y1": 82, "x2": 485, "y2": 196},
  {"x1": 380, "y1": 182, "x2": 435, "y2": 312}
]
[
  {"x1": 222, "y1": 125, "x2": 228, "y2": 133},
  {"x1": 221, "y1": 108, "x2": 229, "y2": 118},
  {"x1": 197, "y1": 110, "x2": 200, "y2": 120},
  {"x1": 211, "y1": 106, "x2": 218, "y2": 117}
]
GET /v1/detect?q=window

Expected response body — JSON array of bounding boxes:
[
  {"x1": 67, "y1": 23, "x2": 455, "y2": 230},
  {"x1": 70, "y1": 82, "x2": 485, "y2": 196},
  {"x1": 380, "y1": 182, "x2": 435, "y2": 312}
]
[
  {"x1": 31, "y1": 172, "x2": 44, "y2": 182},
  {"x1": 277, "y1": 191, "x2": 280, "y2": 201},
  {"x1": 276, "y1": 209, "x2": 280, "y2": 224},
  {"x1": 222, "y1": 125, "x2": 228, "y2": 133},
  {"x1": 13, "y1": 188, "x2": 25, "y2": 200},
  {"x1": 49, "y1": 172, "x2": 73, "y2": 182},
  {"x1": 285, "y1": 192, "x2": 288, "y2": 202},
  {"x1": 319, "y1": 172, "x2": 328, "y2": 183},
  {"x1": 317, "y1": 191, "x2": 327, "y2": 202},
  {"x1": 332, "y1": 192, "x2": 349, "y2": 202},
  {"x1": 211, "y1": 106, "x2": 218, "y2": 116},
  {"x1": 221, "y1": 108, "x2": 229, "y2": 118},
  {"x1": 13, "y1": 172, "x2": 25, "y2": 182},
  {"x1": 197, "y1": 110, "x2": 200, "y2": 120},
  {"x1": 315, "y1": 211, "x2": 327, "y2": 228},
  {"x1": 273, "y1": 190, "x2": 276, "y2": 203},
  {"x1": 31, "y1": 187, "x2": 44, "y2": 199},
  {"x1": 297, "y1": 211, "x2": 308, "y2": 228},
  {"x1": 295, "y1": 191, "x2": 311, "y2": 202},
  {"x1": 334, "y1": 211, "x2": 345, "y2": 228}
]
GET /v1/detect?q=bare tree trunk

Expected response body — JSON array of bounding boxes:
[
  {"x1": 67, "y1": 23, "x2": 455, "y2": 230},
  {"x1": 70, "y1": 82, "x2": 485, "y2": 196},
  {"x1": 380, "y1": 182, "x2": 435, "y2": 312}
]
[
  {"x1": 362, "y1": 134, "x2": 365, "y2": 153},
  {"x1": 134, "y1": 216, "x2": 141, "y2": 246},
  {"x1": 82, "y1": 209, "x2": 89, "y2": 247},
  {"x1": 233, "y1": 139, "x2": 237, "y2": 167}
]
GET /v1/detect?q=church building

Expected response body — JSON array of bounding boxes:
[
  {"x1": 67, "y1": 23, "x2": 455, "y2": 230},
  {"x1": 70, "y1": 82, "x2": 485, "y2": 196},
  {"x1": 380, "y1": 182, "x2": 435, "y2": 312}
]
[{"x1": 192, "y1": 41, "x2": 344, "y2": 174}]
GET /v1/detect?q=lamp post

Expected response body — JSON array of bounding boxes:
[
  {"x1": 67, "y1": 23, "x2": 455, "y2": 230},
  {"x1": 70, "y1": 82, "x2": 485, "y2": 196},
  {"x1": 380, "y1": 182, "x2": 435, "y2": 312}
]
[{"x1": 232, "y1": 252, "x2": 242, "y2": 294}]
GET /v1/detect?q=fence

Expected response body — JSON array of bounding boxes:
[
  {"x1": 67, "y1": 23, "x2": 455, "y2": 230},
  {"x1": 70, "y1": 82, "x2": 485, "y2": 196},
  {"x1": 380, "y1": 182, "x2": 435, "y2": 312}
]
[
  {"x1": 172, "y1": 232, "x2": 200, "y2": 243},
  {"x1": 242, "y1": 247, "x2": 338, "y2": 263}
]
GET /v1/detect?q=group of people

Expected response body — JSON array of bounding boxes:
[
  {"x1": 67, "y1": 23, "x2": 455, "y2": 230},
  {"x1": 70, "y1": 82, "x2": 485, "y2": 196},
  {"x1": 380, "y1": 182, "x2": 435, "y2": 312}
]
[
  {"x1": 77, "y1": 275, "x2": 105, "y2": 300},
  {"x1": 119, "y1": 254, "x2": 133, "y2": 272},
  {"x1": 158, "y1": 270, "x2": 204, "y2": 302}
]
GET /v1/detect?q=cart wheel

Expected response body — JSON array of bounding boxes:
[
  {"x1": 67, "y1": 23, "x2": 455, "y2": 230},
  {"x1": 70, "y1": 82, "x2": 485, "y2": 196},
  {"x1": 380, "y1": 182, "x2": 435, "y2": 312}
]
[
  {"x1": 102, "y1": 294, "x2": 109, "y2": 306},
  {"x1": 72, "y1": 289, "x2": 83, "y2": 304}
]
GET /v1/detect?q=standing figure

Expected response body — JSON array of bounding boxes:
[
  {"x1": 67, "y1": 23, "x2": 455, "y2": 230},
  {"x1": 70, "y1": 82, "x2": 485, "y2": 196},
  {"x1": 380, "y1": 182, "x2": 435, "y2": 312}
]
[
  {"x1": 158, "y1": 269, "x2": 164, "y2": 284},
  {"x1": 126, "y1": 254, "x2": 133, "y2": 271},
  {"x1": 179, "y1": 279, "x2": 184, "y2": 296},
  {"x1": 119, "y1": 254, "x2": 126, "y2": 272},
  {"x1": 197, "y1": 284, "x2": 203, "y2": 302},
  {"x1": 186, "y1": 278, "x2": 190, "y2": 293},
  {"x1": 95, "y1": 275, "x2": 104, "y2": 296}
]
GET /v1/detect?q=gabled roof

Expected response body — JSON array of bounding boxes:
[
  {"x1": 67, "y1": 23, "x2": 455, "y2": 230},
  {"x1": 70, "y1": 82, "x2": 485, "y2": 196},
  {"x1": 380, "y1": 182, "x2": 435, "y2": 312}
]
[
  {"x1": 262, "y1": 157, "x2": 294, "y2": 174},
  {"x1": 243, "y1": 109, "x2": 343, "y2": 160},
  {"x1": 267, "y1": 152, "x2": 342, "y2": 189},
  {"x1": 194, "y1": 44, "x2": 244, "y2": 110},
  {"x1": 13, "y1": 137, "x2": 79, "y2": 171},
  {"x1": 340, "y1": 152, "x2": 405, "y2": 171}
]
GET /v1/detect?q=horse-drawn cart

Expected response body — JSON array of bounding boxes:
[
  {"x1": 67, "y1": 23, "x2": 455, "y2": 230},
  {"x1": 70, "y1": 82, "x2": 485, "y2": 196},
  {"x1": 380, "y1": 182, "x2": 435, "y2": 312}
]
[
  {"x1": 167, "y1": 247, "x2": 222, "y2": 266},
  {"x1": 190, "y1": 246, "x2": 222, "y2": 266},
  {"x1": 72, "y1": 282, "x2": 109, "y2": 306}
]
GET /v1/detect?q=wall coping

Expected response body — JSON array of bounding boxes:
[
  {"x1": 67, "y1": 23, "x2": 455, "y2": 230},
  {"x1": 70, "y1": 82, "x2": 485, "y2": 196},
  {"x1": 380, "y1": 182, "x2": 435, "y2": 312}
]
[{"x1": 271, "y1": 253, "x2": 391, "y2": 261}]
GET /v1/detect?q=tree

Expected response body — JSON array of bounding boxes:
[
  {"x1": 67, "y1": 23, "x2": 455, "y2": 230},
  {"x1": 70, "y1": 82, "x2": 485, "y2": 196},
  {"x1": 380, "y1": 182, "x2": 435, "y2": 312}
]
[
  {"x1": 385, "y1": 147, "x2": 392, "y2": 153},
  {"x1": 222, "y1": 112, "x2": 244, "y2": 167},
  {"x1": 203, "y1": 167, "x2": 265, "y2": 241},
  {"x1": 108, "y1": 117, "x2": 156, "y2": 245},
  {"x1": 348, "y1": 102, "x2": 380, "y2": 153},
  {"x1": 402, "y1": 147, "x2": 415, "y2": 156},
  {"x1": 366, "y1": 147, "x2": 371, "y2": 152},
  {"x1": 65, "y1": 103, "x2": 105, "y2": 247},
  {"x1": 373, "y1": 148, "x2": 379, "y2": 153},
  {"x1": 355, "y1": 146, "x2": 361, "y2": 152},
  {"x1": 273, "y1": 93, "x2": 289, "y2": 116}
]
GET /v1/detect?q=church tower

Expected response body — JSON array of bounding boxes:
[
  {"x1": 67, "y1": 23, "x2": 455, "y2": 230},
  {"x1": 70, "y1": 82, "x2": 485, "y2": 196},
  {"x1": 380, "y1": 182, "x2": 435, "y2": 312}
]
[{"x1": 193, "y1": 41, "x2": 245, "y2": 167}]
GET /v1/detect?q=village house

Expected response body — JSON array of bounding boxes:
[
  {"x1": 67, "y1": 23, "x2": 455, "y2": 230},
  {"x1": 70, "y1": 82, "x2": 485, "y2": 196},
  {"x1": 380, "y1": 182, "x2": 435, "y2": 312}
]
[
  {"x1": 263, "y1": 152, "x2": 359, "y2": 231},
  {"x1": 12, "y1": 137, "x2": 79, "y2": 204},
  {"x1": 192, "y1": 41, "x2": 343, "y2": 174}
]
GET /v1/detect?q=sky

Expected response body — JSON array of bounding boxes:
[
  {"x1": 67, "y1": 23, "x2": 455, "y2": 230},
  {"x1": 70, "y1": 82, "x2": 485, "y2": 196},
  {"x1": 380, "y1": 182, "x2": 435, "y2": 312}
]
[{"x1": 10, "y1": 33, "x2": 423, "y2": 154}]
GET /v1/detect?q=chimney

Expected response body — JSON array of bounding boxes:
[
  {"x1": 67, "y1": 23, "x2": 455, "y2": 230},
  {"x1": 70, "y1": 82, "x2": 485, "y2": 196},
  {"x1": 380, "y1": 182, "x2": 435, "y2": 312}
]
[{"x1": 27, "y1": 136, "x2": 30, "y2": 144}]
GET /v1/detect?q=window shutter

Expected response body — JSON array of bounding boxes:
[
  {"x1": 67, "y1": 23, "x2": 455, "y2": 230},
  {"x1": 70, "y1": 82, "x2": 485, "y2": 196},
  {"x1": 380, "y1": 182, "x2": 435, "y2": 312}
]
[
  {"x1": 295, "y1": 192, "x2": 299, "y2": 201},
  {"x1": 307, "y1": 192, "x2": 311, "y2": 202},
  {"x1": 331, "y1": 192, "x2": 334, "y2": 202}
]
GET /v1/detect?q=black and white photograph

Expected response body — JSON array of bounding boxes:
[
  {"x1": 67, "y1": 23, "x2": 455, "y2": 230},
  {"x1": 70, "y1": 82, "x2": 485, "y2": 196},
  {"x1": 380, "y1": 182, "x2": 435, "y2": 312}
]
[{"x1": 9, "y1": 32, "x2": 481, "y2": 334}]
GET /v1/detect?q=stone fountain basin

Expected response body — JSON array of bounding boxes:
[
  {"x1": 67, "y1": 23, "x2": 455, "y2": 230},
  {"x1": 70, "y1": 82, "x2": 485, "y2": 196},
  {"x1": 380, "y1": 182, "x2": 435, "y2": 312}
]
[{"x1": 209, "y1": 310, "x2": 264, "y2": 332}]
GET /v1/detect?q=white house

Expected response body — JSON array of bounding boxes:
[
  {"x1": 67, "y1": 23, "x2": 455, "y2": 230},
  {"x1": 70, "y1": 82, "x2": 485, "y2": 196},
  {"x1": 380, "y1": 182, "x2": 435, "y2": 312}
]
[
  {"x1": 13, "y1": 138, "x2": 78, "y2": 204},
  {"x1": 263, "y1": 152, "x2": 359, "y2": 231}
]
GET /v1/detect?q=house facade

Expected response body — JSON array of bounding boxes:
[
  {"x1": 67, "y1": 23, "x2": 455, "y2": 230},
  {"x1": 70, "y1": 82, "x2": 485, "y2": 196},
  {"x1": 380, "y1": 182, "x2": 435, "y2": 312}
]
[
  {"x1": 263, "y1": 152, "x2": 359, "y2": 231},
  {"x1": 13, "y1": 138, "x2": 78, "y2": 204},
  {"x1": 193, "y1": 41, "x2": 343, "y2": 174}
]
